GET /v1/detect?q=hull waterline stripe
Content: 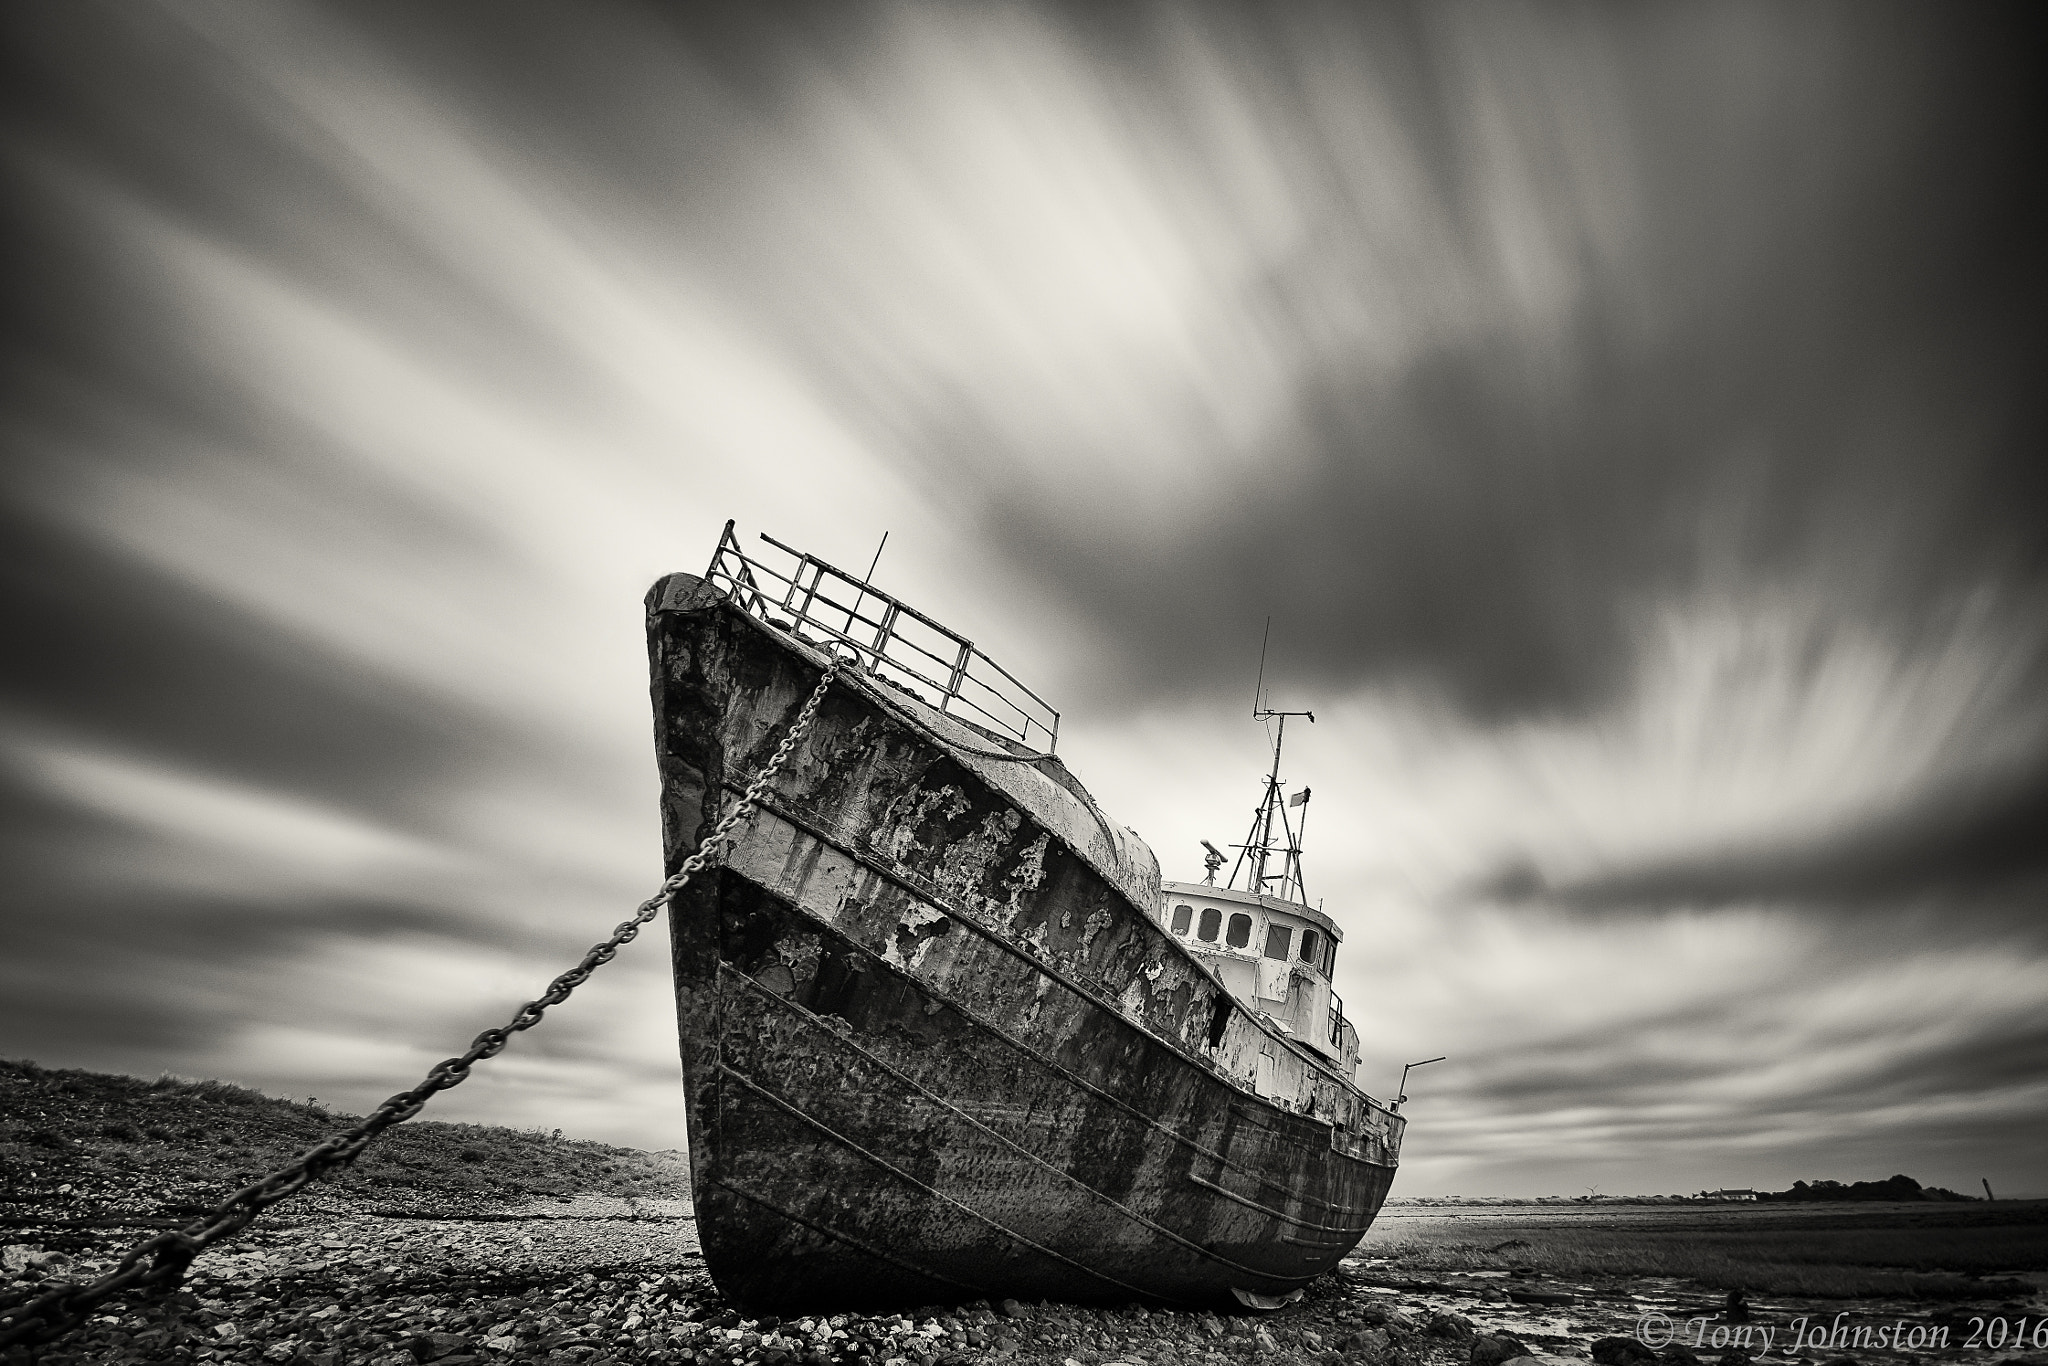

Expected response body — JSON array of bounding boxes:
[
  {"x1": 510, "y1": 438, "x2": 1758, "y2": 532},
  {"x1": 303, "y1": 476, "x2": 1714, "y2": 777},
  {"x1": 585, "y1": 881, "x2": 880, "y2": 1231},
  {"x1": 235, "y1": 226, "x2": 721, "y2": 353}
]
[
  {"x1": 711, "y1": 1061, "x2": 1154, "y2": 1301},
  {"x1": 720, "y1": 846, "x2": 1382, "y2": 1219},
  {"x1": 706, "y1": 1177, "x2": 990, "y2": 1298},
  {"x1": 717, "y1": 836, "x2": 1382, "y2": 1219},
  {"x1": 1183, "y1": 1173, "x2": 1374, "y2": 1238},
  {"x1": 722, "y1": 963, "x2": 1314, "y2": 1287},
  {"x1": 1278, "y1": 1229, "x2": 1367, "y2": 1249},
  {"x1": 720, "y1": 791, "x2": 1385, "y2": 1213}
]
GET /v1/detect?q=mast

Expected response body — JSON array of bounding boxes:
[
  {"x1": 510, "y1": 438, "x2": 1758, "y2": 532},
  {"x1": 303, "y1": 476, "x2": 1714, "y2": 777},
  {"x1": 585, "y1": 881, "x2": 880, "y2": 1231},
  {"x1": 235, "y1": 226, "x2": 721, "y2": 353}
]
[
  {"x1": 1222, "y1": 620, "x2": 1315, "y2": 905},
  {"x1": 1228, "y1": 704, "x2": 1313, "y2": 904}
]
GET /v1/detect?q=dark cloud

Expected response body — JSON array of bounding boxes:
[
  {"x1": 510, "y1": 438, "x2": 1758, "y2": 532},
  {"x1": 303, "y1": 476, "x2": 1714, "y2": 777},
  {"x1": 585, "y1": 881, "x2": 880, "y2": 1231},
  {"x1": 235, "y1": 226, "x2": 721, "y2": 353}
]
[
  {"x1": 1488, "y1": 765, "x2": 2048, "y2": 912},
  {"x1": 1409, "y1": 959, "x2": 2048, "y2": 1193},
  {"x1": 0, "y1": 877, "x2": 452, "y2": 1061},
  {"x1": 0, "y1": 753, "x2": 604, "y2": 1084},
  {"x1": 2, "y1": 0, "x2": 2043, "y2": 1182},
  {"x1": 961, "y1": 3, "x2": 2048, "y2": 720},
  {"x1": 0, "y1": 499, "x2": 513, "y2": 828}
]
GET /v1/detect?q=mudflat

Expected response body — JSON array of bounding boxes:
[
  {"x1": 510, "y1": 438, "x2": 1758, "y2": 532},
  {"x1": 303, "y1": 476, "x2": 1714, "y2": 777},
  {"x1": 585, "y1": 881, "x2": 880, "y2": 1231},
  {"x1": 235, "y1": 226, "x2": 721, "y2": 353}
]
[{"x1": 1346, "y1": 1199, "x2": 2048, "y2": 1361}]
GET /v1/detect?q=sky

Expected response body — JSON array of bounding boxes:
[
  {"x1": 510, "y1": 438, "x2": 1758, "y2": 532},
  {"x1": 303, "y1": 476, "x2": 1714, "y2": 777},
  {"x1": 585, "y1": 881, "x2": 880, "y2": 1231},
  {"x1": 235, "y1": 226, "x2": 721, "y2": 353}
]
[{"x1": 3, "y1": 0, "x2": 2044, "y2": 1199}]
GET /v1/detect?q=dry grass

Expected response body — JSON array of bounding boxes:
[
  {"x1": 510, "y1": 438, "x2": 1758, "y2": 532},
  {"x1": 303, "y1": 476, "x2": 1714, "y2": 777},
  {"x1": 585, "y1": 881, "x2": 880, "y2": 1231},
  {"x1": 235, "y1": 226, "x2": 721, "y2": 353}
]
[{"x1": 0, "y1": 1057, "x2": 686, "y2": 1217}]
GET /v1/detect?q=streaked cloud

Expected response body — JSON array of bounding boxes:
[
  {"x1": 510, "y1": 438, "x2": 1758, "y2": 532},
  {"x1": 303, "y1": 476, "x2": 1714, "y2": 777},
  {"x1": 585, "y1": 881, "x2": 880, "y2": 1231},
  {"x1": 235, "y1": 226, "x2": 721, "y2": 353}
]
[{"x1": 2, "y1": 0, "x2": 2042, "y2": 1193}]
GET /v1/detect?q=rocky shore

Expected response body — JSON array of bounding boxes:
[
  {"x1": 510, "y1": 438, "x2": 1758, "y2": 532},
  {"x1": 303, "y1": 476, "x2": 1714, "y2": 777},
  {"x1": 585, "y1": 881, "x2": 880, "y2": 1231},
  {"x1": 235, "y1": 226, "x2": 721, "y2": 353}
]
[
  {"x1": 17, "y1": 1198, "x2": 2048, "y2": 1366},
  {"x1": 1, "y1": 1060, "x2": 1492, "y2": 1366},
  {"x1": 10, "y1": 1065, "x2": 2041, "y2": 1366},
  {"x1": 7, "y1": 1199, "x2": 1528, "y2": 1366}
]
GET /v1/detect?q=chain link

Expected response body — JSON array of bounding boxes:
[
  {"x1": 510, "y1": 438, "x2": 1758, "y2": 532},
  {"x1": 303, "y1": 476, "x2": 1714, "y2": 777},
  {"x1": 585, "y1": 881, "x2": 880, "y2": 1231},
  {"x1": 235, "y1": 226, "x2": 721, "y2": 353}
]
[{"x1": 0, "y1": 656, "x2": 841, "y2": 1350}]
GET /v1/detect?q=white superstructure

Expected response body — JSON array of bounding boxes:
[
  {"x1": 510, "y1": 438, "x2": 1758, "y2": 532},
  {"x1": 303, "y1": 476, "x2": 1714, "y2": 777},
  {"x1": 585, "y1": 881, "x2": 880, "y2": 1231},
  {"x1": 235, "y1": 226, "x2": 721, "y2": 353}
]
[
  {"x1": 1141, "y1": 689, "x2": 1364, "y2": 1083},
  {"x1": 1151, "y1": 881, "x2": 1360, "y2": 1080}
]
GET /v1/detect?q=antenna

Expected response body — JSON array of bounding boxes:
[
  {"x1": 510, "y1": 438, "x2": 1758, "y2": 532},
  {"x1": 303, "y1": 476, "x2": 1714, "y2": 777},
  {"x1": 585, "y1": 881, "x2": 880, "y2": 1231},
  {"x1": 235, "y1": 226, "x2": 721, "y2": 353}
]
[
  {"x1": 1253, "y1": 616, "x2": 1270, "y2": 713},
  {"x1": 1199, "y1": 840, "x2": 1226, "y2": 885},
  {"x1": 1227, "y1": 618, "x2": 1317, "y2": 902}
]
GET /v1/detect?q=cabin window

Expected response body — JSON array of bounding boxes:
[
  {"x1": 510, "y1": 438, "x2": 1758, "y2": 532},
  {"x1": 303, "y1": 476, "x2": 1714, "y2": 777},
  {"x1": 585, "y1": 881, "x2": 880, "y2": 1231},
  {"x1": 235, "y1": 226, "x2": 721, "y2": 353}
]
[
  {"x1": 1328, "y1": 992, "x2": 1344, "y2": 1046},
  {"x1": 1324, "y1": 939, "x2": 1336, "y2": 974},
  {"x1": 1198, "y1": 907, "x2": 1221, "y2": 941},
  {"x1": 1263, "y1": 925, "x2": 1292, "y2": 960},
  {"x1": 1300, "y1": 929, "x2": 1320, "y2": 966},
  {"x1": 1225, "y1": 913, "x2": 1252, "y2": 948},
  {"x1": 1170, "y1": 903, "x2": 1193, "y2": 935}
]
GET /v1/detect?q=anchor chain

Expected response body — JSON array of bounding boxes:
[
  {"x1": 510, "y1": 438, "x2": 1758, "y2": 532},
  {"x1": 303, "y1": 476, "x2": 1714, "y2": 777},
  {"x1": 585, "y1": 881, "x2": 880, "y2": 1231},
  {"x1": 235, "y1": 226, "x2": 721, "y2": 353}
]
[{"x1": 0, "y1": 655, "x2": 841, "y2": 1350}]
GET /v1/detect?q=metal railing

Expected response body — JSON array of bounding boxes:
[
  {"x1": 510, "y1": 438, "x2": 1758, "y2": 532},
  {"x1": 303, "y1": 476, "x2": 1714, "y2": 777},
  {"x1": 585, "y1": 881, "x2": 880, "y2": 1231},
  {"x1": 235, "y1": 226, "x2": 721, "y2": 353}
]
[{"x1": 704, "y1": 521, "x2": 1060, "y2": 753}]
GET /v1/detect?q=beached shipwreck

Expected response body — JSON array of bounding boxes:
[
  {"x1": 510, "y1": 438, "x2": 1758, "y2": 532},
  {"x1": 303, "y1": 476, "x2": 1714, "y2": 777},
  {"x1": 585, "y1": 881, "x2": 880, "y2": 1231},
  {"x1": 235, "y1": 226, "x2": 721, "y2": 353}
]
[{"x1": 647, "y1": 524, "x2": 1405, "y2": 1312}]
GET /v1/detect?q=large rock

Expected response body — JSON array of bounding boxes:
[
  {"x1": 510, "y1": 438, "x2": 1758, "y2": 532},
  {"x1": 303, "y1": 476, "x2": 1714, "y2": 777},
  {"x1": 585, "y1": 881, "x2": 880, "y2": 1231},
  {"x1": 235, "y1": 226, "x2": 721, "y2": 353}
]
[
  {"x1": 408, "y1": 1331, "x2": 474, "y2": 1361},
  {"x1": 1509, "y1": 1289, "x2": 1578, "y2": 1307},
  {"x1": 1342, "y1": 1328, "x2": 1393, "y2": 1355},
  {"x1": 1592, "y1": 1336, "x2": 1660, "y2": 1366},
  {"x1": 1429, "y1": 1312, "x2": 1478, "y2": 1341},
  {"x1": 1472, "y1": 1334, "x2": 1533, "y2": 1366}
]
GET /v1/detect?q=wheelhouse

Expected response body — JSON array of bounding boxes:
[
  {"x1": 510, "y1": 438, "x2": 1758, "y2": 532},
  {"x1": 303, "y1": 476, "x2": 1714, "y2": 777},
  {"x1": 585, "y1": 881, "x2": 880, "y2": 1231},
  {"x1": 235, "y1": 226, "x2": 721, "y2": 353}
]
[{"x1": 1152, "y1": 881, "x2": 1360, "y2": 1078}]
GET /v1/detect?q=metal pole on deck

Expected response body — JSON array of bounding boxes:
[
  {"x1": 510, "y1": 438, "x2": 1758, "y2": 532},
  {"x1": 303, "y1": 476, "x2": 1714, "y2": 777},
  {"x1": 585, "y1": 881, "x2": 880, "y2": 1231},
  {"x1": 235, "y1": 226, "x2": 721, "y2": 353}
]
[
  {"x1": 846, "y1": 531, "x2": 888, "y2": 636},
  {"x1": 1394, "y1": 1056, "x2": 1446, "y2": 1111}
]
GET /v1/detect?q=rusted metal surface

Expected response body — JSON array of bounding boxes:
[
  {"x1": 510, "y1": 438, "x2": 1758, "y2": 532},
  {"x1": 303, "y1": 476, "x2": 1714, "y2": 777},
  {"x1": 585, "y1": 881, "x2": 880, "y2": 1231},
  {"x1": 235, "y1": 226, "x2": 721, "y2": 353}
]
[{"x1": 647, "y1": 572, "x2": 1403, "y2": 1313}]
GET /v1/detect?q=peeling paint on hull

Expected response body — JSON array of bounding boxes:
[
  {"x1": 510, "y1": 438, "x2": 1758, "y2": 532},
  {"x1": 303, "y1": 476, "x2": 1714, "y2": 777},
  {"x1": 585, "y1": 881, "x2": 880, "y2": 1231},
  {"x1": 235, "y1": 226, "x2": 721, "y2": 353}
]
[{"x1": 648, "y1": 573, "x2": 1402, "y2": 1312}]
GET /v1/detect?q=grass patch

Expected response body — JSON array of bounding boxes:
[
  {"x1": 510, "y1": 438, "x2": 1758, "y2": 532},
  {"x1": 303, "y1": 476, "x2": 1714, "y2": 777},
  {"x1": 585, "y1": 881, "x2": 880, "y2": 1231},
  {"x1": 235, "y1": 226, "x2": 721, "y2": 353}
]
[{"x1": 0, "y1": 1058, "x2": 686, "y2": 1218}]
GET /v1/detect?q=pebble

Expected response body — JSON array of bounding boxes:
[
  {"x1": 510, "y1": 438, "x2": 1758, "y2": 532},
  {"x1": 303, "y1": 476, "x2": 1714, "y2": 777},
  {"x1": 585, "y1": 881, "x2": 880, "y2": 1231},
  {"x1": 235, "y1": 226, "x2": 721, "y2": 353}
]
[
  {"x1": 30, "y1": 1197, "x2": 2009, "y2": 1366},
  {"x1": 3, "y1": 1217, "x2": 1485, "y2": 1366}
]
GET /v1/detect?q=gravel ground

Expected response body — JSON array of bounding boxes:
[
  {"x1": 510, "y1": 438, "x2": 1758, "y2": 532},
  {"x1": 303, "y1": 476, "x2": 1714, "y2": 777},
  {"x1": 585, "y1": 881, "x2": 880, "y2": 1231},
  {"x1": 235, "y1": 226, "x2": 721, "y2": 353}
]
[
  {"x1": 3, "y1": 1062, "x2": 1517, "y2": 1366},
  {"x1": 16, "y1": 1199, "x2": 2040, "y2": 1366},
  {"x1": 4, "y1": 1202, "x2": 1537, "y2": 1366},
  {"x1": 18, "y1": 1069, "x2": 2035, "y2": 1364}
]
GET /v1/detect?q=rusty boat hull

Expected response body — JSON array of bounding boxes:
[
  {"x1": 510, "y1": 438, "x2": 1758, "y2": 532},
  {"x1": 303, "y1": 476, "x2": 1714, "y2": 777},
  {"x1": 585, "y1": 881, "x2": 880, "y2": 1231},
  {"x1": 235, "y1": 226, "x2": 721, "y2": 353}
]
[{"x1": 648, "y1": 572, "x2": 1402, "y2": 1312}]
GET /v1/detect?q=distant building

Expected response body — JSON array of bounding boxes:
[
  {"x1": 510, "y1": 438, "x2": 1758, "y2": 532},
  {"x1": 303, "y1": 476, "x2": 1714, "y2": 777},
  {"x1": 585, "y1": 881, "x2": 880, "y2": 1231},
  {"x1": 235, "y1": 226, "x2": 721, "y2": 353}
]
[{"x1": 1706, "y1": 1188, "x2": 1759, "y2": 1200}]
